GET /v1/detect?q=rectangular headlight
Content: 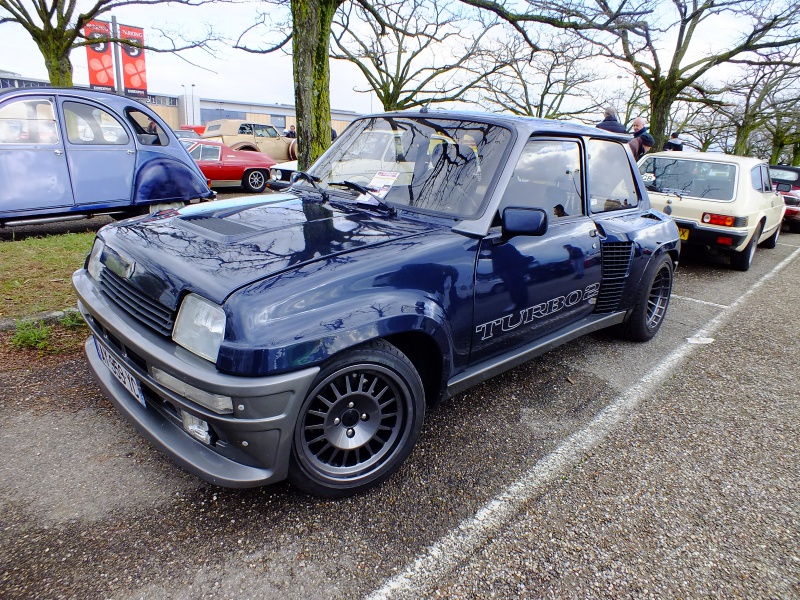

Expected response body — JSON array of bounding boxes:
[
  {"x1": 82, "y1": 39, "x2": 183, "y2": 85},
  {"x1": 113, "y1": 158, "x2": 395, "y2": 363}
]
[{"x1": 172, "y1": 293, "x2": 226, "y2": 362}]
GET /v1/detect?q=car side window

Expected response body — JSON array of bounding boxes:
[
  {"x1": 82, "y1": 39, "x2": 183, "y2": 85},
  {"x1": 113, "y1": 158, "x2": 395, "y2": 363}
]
[
  {"x1": 760, "y1": 165, "x2": 772, "y2": 192},
  {"x1": 64, "y1": 102, "x2": 129, "y2": 145},
  {"x1": 124, "y1": 109, "x2": 167, "y2": 146},
  {"x1": 499, "y1": 138, "x2": 583, "y2": 219},
  {"x1": 587, "y1": 139, "x2": 639, "y2": 213},
  {"x1": 255, "y1": 124, "x2": 278, "y2": 138},
  {"x1": 200, "y1": 145, "x2": 221, "y2": 161},
  {"x1": 239, "y1": 124, "x2": 253, "y2": 135},
  {"x1": 750, "y1": 166, "x2": 763, "y2": 192},
  {"x1": 0, "y1": 98, "x2": 59, "y2": 145}
]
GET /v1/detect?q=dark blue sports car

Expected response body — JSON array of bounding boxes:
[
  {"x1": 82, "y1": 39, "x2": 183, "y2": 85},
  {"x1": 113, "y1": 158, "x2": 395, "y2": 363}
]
[
  {"x1": 73, "y1": 110, "x2": 680, "y2": 497},
  {"x1": 0, "y1": 87, "x2": 214, "y2": 227}
]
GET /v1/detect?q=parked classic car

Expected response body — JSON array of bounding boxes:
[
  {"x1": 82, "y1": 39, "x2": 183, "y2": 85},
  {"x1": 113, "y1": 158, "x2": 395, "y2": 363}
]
[
  {"x1": 640, "y1": 152, "x2": 785, "y2": 271},
  {"x1": 183, "y1": 139, "x2": 277, "y2": 193},
  {"x1": 769, "y1": 164, "x2": 800, "y2": 232},
  {"x1": 202, "y1": 119, "x2": 297, "y2": 161},
  {"x1": 267, "y1": 159, "x2": 298, "y2": 191},
  {"x1": 0, "y1": 87, "x2": 214, "y2": 227},
  {"x1": 74, "y1": 110, "x2": 680, "y2": 497}
]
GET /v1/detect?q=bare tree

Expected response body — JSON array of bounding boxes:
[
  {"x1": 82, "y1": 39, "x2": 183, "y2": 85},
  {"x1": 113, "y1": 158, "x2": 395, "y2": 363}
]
[
  {"x1": 0, "y1": 0, "x2": 220, "y2": 87},
  {"x1": 457, "y1": 0, "x2": 800, "y2": 150},
  {"x1": 474, "y1": 30, "x2": 600, "y2": 120},
  {"x1": 331, "y1": 0, "x2": 500, "y2": 111}
]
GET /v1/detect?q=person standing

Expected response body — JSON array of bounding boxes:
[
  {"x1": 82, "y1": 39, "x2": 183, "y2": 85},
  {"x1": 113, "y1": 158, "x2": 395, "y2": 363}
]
[
  {"x1": 285, "y1": 125, "x2": 297, "y2": 138},
  {"x1": 629, "y1": 132, "x2": 654, "y2": 160},
  {"x1": 596, "y1": 106, "x2": 627, "y2": 134},
  {"x1": 632, "y1": 117, "x2": 648, "y2": 138},
  {"x1": 663, "y1": 132, "x2": 683, "y2": 151}
]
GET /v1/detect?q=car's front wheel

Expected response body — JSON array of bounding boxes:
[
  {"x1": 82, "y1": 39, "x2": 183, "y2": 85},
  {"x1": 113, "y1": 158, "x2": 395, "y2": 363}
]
[
  {"x1": 288, "y1": 340, "x2": 425, "y2": 497},
  {"x1": 619, "y1": 253, "x2": 673, "y2": 342},
  {"x1": 243, "y1": 169, "x2": 268, "y2": 193},
  {"x1": 731, "y1": 223, "x2": 762, "y2": 271}
]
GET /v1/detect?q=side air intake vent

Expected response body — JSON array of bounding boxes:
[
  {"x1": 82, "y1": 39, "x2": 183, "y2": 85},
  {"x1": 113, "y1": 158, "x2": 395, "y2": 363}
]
[{"x1": 595, "y1": 241, "x2": 634, "y2": 313}]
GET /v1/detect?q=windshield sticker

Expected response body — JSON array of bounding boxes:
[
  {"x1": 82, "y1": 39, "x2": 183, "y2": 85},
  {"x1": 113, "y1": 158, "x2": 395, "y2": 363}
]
[{"x1": 366, "y1": 171, "x2": 400, "y2": 198}]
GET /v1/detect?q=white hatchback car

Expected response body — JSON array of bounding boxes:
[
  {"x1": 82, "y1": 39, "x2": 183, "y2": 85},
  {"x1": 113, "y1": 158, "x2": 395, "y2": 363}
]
[{"x1": 639, "y1": 152, "x2": 786, "y2": 271}]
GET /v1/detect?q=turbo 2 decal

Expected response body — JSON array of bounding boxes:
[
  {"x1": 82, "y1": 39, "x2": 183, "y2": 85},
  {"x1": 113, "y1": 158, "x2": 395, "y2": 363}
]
[{"x1": 476, "y1": 283, "x2": 600, "y2": 340}]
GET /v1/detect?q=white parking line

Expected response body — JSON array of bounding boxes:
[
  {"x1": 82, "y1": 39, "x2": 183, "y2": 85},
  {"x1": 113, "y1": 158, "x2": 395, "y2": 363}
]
[
  {"x1": 671, "y1": 294, "x2": 730, "y2": 309},
  {"x1": 367, "y1": 246, "x2": 800, "y2": 600}
]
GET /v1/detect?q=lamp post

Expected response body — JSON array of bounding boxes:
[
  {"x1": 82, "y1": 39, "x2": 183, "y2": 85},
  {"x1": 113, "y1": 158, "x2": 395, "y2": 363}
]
[
  {"x1": 180, "y1": 84, "x2": 187, "y2": 125},
  {"x1": 190, "y1": 84, "x2": 196, "y2": 126}
]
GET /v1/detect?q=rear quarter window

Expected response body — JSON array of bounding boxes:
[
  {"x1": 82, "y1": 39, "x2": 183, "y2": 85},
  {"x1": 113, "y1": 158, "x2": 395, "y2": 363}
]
[{"x1": 588, "y1": 139, "x2": 639, "y2": 213}]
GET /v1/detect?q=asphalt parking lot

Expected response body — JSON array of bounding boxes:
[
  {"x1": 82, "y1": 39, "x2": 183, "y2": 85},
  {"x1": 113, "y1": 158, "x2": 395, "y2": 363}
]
[{"x1": 1, "y1": 221, "x2": 798, "y2": 599}]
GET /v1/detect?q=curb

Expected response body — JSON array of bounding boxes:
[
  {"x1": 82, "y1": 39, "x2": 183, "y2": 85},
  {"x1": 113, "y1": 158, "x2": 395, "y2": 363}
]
[{"x1": 0, "y1": 307, "x2": 81, "y2": 332}]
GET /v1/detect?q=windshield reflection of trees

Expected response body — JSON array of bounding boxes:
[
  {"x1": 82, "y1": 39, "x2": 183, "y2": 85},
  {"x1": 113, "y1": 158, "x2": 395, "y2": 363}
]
[{"x1": 645, "y1": 158, "x2": 735, "y2": 200}]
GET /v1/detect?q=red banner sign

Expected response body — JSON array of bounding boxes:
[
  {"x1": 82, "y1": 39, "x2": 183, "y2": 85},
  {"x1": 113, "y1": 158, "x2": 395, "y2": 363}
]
[
  {"x1": 118, "y1": 24, "x2": 148, "y2": 98},
  {"x1": 84, "y1": 20, "x2": 115, "y2": 92}
]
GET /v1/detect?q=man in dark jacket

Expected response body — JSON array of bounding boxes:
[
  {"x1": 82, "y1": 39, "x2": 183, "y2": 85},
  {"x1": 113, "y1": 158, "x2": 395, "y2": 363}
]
[
  {"x1": 632, "y1": 117, "x2": 648, "y2": 138},
  {"x1": 596, "y1": 106, "x2": 627, "y2": 133},
  {"x1": 663, "y1": 132, "x2": 683, "y2": 151}
]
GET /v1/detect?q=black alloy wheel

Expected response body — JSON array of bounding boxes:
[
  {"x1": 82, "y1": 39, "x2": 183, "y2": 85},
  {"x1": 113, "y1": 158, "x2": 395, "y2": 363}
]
[
  {"x1": 289, "y1": 340, "x2": 425, "y2": 497},
  {"x1": 620, "y1": 253, "x2": 674, "y2": 342}
]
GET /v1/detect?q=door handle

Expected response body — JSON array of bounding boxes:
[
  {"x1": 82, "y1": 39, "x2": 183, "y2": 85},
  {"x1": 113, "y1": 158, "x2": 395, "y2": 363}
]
[
  {"x1": 589, "y1": 229, "x2": 598, "y2": 237},
  {"x1": 127, "y1": 149, "x2": 135, "y2": 155},
  {"x1": 54, "y1": 149, "x2": 63, "y2": 156}
]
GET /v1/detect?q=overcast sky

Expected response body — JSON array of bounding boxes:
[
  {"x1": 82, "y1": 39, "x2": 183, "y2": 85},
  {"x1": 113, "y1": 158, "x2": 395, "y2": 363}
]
[{"x1": 0, "y1": 2, "x2": 380, "y2": 115}]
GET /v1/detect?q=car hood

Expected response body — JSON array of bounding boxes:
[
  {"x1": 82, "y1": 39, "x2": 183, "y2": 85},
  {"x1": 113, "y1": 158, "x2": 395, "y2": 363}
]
[{"x1": 98, "y1": 194, "x2": 441, "y2": 308}]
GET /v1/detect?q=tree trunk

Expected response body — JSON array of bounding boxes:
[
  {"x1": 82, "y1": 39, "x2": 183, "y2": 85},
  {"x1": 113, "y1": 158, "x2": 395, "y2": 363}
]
[
  {"x1": 291, "y1": 0, "x2": 340, "y2": 171},
  {"x1": 39, "y1": 40, "x2": 74, "y2": 87},
  {"x1": 648, "y1": 85, "x2": 676, "y2": 153}
]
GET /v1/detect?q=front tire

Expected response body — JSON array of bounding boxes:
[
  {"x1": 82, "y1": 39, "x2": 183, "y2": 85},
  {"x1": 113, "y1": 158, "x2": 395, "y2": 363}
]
[
  {"x1": 731, "y1": 223, "x2": 762, "y2": 271},
  {"x1": 243, "y1": 169, "x2": 268, "y2": 193},
  {"x1": 288, "y1": 340, "x2": 425, "y2": 497},
  {"x1": 620, "y1": 253, "x2": 673, "y2": 342}
]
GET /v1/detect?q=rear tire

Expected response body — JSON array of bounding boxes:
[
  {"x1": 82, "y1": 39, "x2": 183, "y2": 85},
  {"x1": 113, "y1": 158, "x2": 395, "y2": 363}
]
[
  {"x1": 731, "y1": 223, "x2": 762, "y2": 271},
  {"x1": 759, "y1": 223, "x2": 780, "y2": 249},
  {"x1": 619, "y1": 253, "x2": 673, "y2": 342},
  {"x1": 288, "y1": 340, "x2": 425, "y2": 497}
]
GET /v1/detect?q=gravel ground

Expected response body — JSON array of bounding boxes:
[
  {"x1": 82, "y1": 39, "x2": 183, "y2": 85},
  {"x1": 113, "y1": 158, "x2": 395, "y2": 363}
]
[{"x1": 426, "y1": 250, "x2": 800, "y2": 598}]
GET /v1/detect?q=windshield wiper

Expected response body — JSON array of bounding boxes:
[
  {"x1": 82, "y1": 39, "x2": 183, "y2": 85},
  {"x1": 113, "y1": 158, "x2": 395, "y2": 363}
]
[
  {"x1": 292, "y1": 171, "x2": 329, "y2": 203},
  {"x1": 329, "y1": 180, "x2": 396, "y2": 215}
]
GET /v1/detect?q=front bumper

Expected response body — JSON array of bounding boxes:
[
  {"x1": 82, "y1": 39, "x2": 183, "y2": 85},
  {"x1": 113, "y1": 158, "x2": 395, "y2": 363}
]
[
  {"x1": 74, "y1": 269, "x2": 320, "y2": 488},
  {"x1": 673, "y1": 219, "x2": 749, "y2": 251}
]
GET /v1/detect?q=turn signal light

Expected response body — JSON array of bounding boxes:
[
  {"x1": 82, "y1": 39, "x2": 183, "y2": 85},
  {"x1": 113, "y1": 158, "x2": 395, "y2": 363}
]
[{"x1": 702, "y1": 213, "x2": 735, "y2": 227}]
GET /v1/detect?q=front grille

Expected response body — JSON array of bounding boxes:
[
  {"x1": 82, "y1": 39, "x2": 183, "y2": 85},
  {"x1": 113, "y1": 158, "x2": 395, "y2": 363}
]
[
  {"x1": 595, "y1": 241, "x2": 634, "y2": 313},
  {"x1": 99, "y1": 267, "x2": 175, "y2": 336}
]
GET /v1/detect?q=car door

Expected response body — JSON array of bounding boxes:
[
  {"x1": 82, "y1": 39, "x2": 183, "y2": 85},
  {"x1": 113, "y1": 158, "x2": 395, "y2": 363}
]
[
  {"x1": 471, "y1": 138, "x2": 603, "y2": 364},
  {"x1": 0, "y1": 94, "x2": 74, "y2": 213},
  {"x1": 759, "y1": 164, "x2": 784, "y2": 232},
  {"x1": 254, "y1": 123, "x2": 289, "y2": 160},
  {"x1": 60, "y1": 99, "x2": 136, "y2": 206}
]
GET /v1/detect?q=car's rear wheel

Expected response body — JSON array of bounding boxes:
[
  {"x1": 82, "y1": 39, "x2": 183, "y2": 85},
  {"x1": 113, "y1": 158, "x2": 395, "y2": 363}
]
[
  {"x1": 619, "y1": 253, "x2": 673, "y2": 342},
  {"x1": 243, "y1": 169, "x2": 268, "y2": 193},
  {"x1": 731, "y1": 223, "x2": 762, "y2": 271},
  {"x1": 288, "y1": 340, "x2": 425, "y2": 497},
  {"x1": 758, "y1": 223, "x2": 780, "y2": 249}
]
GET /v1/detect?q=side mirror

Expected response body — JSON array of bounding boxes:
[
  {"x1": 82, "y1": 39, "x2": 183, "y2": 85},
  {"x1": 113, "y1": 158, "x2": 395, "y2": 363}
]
[
  {"x1": 502, "y1": 207, "x2": 548, "y2": 237},
  {"x1": 776, "y1": 182, "x2": 792, "y2": 193}
]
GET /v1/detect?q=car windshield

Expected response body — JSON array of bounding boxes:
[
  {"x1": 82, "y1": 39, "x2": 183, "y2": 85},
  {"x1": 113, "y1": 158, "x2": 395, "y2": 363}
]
[
  {"x1": 298, "y1": 116, "x2": 513, "y2": 218},
  {"x1": 639, "y1": 156, "x2": 736, "y2": 201}
]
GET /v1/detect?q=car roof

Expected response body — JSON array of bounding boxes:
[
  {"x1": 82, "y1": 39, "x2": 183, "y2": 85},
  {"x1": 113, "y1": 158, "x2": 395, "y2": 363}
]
[
  {"x1": 360, "y1": 108, "x2": 631, "y2": 142},
  {"x1": 643, "y1": 151, "x2": 764, "y2": 168},
  {"x1": 0, "y1": 86, "x2": 150, "y2": 112}
]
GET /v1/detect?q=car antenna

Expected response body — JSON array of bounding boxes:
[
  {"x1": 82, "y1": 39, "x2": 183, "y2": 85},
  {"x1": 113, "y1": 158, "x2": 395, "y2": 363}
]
[{"x1": 420, "y1": 101, "x2": 431, "y2": 114}]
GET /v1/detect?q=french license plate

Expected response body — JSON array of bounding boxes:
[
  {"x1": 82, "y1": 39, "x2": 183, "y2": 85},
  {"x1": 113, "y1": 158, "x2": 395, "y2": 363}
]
[
  {"x1": 678, "y1": 227, "x2": 690, "y2": 241},
  {"x1": 94, "y1": 337, "x2": 146, "y2": 408}
]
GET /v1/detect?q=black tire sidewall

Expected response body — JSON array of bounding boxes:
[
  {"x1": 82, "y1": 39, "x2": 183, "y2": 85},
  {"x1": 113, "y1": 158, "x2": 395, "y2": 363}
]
[
  {"x1": 622, "y1": 253, "x2": 673, "y2": 342},
  {"x1": 288, "y1": 340, "x2": 425, "y2": 497}
]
